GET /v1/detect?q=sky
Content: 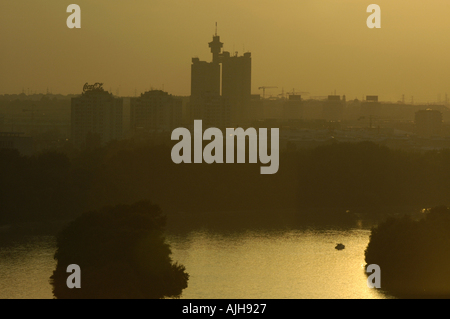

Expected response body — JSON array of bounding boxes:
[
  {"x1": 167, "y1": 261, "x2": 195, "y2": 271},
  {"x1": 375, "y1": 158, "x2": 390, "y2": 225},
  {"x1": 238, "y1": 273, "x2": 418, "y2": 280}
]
[{"x1": 2, "y1": 0, "x2": 450, "y2": 103}]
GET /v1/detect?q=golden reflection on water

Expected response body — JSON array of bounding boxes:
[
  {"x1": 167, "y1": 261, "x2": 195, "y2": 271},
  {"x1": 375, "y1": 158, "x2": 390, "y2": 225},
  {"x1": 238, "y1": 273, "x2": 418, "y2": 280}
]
[
  {"x1": 0, "y1": 226, "x2": 391, "y2": 298},
  {"x1": 167, "y1": 227, "x2": 389, "y2": 299},
  {"x1": 0, "y1": 236, "x2": 56, "y2": 299}
]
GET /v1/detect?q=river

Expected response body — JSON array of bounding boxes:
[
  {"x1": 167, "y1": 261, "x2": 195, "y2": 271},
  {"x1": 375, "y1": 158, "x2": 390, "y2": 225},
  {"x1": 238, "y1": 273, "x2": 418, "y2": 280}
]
[{"x1": 0, "y1": 224, "x2": 393, "y2": 299}]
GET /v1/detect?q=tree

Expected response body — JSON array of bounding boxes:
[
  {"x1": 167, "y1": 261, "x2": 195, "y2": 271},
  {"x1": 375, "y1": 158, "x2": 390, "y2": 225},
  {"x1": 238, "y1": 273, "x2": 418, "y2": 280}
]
[
  {"x1": 364, "y1": 206, "x2": 450, "y2": 298},
  {"x1": 50, "y1": 201, "x2": 189, "y2": 299}
]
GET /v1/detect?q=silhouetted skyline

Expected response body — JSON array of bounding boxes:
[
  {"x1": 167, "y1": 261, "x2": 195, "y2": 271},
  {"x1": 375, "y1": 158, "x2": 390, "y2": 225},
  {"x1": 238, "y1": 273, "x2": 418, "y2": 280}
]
[
  {"x1": 3, "y1": 1, "x2": 450, "y2": 103},
  {"x1": 5, "y1": 1, "x2": 450, "y2": 300}
]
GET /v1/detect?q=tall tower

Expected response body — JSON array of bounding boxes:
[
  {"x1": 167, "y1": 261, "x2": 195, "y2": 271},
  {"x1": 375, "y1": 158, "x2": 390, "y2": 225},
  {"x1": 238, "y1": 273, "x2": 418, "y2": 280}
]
[
  {"x1": 190, "y1": 26, "x2": 223, "y2": 126},
  {"x1": 208, "y1": 23, "x2": 223, "y2": 63},
  {"x1": 190, "y1": 26, "x2": 252, "y2": 128},
  {"x1": 191, "y1": 24, "x2": 223, "y2": 99}
]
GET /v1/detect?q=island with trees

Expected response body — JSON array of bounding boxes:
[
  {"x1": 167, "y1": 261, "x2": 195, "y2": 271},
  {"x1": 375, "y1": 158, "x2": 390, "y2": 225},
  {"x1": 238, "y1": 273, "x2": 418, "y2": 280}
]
[
  {"x1": 365, "y1": 206, "x2": 450, "y2": 298},
  {"x1": 49, "y1": 201, "x2": 189, "y2": 299}
]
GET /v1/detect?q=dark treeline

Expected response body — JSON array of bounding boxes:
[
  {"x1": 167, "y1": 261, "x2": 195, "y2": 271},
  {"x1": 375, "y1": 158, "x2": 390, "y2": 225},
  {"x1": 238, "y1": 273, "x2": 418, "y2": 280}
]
[
  {"x1": 0, "y1": 149, "x2": 88, "y2": 225},
  {"x1": 2, "y1": 139, "x2": 450, "y2": 227},
  {"x1": 365, "y1": 206, "x2": 450, "y2": 298},
  {"x1": 299, "y1": 141, "x2": 450, "y2": 209}
]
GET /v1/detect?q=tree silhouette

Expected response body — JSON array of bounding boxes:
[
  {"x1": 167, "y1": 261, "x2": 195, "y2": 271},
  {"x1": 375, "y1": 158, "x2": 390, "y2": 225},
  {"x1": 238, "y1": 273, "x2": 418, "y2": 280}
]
[
  {"x1": 50, "y1": 201, "x2": 189, "y2": 299},
  {"x1": 365, "y1": 206, "x2": 450, "y2": 298}
]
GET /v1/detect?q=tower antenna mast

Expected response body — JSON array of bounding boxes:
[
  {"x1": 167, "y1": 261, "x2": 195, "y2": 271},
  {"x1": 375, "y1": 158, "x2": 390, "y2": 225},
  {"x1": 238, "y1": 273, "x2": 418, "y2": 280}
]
[{"x1": 215, "y1": 22, "x2": 217, "y2": 36}]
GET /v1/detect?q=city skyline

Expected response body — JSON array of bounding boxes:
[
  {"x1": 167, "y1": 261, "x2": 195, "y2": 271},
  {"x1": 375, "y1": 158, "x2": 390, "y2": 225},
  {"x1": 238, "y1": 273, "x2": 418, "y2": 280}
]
[
  {"x1": 4, "y1": 1, "x2": 450, "y2": 300},
  {"x1": 3, "y1": 1, "x2": 450, "y2": 103}
]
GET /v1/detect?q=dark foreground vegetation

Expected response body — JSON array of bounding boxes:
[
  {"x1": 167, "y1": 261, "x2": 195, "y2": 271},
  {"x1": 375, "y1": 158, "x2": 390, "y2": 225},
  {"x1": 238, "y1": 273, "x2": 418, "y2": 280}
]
[
  {"x1": 2, "y1": 139, "x2": 450, "y2": 227},
  {"x1": 50, "y1": 201, "x2": 189, "y2": 299},
  {"x1": 365, "y1": 206, "x2": 450, "y2": 298}
]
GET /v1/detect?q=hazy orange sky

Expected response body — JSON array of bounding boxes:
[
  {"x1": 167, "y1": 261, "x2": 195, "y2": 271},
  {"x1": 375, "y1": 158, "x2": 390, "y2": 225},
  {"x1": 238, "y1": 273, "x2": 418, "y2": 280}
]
[{"x1": 2, "y1": 0, "x2": 450, "y2": 103}]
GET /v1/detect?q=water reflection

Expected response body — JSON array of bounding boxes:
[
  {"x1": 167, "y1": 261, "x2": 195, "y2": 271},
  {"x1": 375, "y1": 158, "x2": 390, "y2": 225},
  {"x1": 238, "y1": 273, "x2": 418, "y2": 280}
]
[
  {"x1": 167, "y1": 227, "x2": 390, "y2": 299},
  {"x1": 0, "y1": 226, "x2": 392, "y2": 299},
  {"x1": 0, "y1": 235, "x2": 56, "y2": 299}
]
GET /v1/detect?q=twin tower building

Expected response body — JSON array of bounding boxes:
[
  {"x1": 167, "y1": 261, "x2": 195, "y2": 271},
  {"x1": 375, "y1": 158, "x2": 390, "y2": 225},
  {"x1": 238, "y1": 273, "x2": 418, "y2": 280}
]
[
  {"x1": 190, "y1": 31, "x2": 252, "y2": 129},
  {"x1": 71, "y1": 31, "x2": 251, "y2": 147}
]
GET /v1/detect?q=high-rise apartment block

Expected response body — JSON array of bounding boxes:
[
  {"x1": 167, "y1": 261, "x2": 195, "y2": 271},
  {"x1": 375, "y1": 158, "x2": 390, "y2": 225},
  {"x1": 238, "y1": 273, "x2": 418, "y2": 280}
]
[
  {"x1": 130, "y1": 90, "x2": 182, "y2": 132},
  {"x1": 71, "y1": 83, "x2": 123, "y2": 146}
]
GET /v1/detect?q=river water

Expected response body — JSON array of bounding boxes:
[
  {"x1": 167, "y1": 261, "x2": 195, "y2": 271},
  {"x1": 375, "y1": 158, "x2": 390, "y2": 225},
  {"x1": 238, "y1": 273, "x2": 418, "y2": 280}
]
[{"x1": 0, "y1": 225, "x2": 392, "y2": 299}]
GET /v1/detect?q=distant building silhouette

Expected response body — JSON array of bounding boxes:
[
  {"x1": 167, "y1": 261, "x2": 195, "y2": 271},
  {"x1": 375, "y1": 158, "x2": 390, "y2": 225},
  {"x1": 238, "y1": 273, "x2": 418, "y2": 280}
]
[
  {"x1": 190, "y1": 56, "x2": 224, "y2": 127},
  {"x1": 190, "y1": 30, "x2": 252, "y2": 128},
  {"x1": 361, "y1": 95, "x2": 381, "y2": 120},
  {"x1": 0, "y1": 132, "x2": 33, "y2": 155},
  {"x1": 283, "y1": 95, "x2": 303, "y2": 120},
  {"x1": 130, "y1": 90, "x2": 182, "y2": 132},
  {"x1": 191, "y1": 58, "x2": 221, "y2": 98},
  {"x1": 221, "y1": 51, "x2": 251, "y2": 125},
  {"x1": 415, "y1": 109, "x2": 442, "y2": 137},
  {"x1": 322, "y1": 95, "x2": 344, "y2": 121},
  {"x1": 190, "y1": 33, "x2": 222, "y2": 126},
  {"x1": 199, "y1": 92, "x2": 231, "y2": 129},
  {"x1": 71, "y1": 83, "x2": 123, "y2": 146}
]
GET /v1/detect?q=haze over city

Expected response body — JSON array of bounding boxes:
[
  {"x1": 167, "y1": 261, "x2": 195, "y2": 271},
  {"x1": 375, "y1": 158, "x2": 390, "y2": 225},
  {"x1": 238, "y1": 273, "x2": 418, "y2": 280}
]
[
  {"x1": 3, "y1": 0, "x2": 450, "y2": 103},
  {"x1": 3, "y1": 0, "x2": 450, "y2": 300}
]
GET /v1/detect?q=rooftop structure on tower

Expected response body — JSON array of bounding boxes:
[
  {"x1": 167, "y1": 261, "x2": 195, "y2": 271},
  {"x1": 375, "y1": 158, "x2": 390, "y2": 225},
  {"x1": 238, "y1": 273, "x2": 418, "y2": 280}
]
[{"x1": 209, "y1": 23, "x2": 223, "y2": 64}]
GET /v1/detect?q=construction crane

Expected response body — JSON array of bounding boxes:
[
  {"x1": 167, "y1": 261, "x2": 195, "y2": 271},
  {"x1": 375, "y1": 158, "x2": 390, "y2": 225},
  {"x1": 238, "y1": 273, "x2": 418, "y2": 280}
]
[{"x1": 258, "y1": 86, "x2": 278, "y2": 99}]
